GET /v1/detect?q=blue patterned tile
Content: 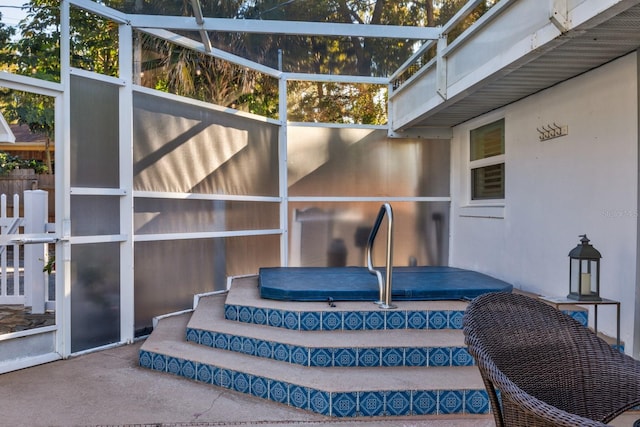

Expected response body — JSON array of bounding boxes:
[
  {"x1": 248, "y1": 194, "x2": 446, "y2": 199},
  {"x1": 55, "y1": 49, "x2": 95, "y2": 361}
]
[
  {"x1": 358, "y1": 391, "x2": 385, "y2": 417},
  {"x1": 186, "y1": 328, "x2": 199, "y2": 343},
  {"x1": 196, "y1": 363, "x2": 214, "y2": 384},
  {"x1": 386, "y1": 390, "x2": 411, "y2": 416},
  {"x1": 182, "y1": 360, "x2": 196, "y2": 380},
  {"x1": 382, "y1": 348, "x2": 404, "y2": 367},
  {"x1": 233, "y1": 372, "x2": 251, "y2": 394},
  {"x1": 300, "y1": 312, "x2": 321, "y2": 331},
  {"x1": 151, "y1": 353, "x2": 166, "y2": 372},
  {"x1": 564, "y1": 310, "x2": 588, "y2": 327},
  {"x1": 386, "y1": 311, "x2": 406, "y2": 329},
  {"x1": 428, "y1": 310, "x2": 448, "y2": 329},
  {"x1": 365, "y1": 311, "x2": 385, "y2": 330},
  {"x1": 439, "y1": 390, "x2": 463, "y2": 414},
  {"x1": 291, "y1": 346, "x2": 309, "y2": 366},
  {"x1": 290, "y1": 385, "x2": 309, "y2": 410},
  {"x1": 251, "y1": 376, "x2": 269, "y2": 399},
  {"x1": 412, "y1": 390, "x2": 437, "y2": 415},
  {"x1": 344, "y1": 311, "x2": 364, "y2": 330},
  {"x1": 449, "y1": 311, "x2": 464, "y2": 329},
  {"x1": 309, "y1": 390, "x2": 331, "y2": 416},
  {"x1": 332, "y1": 392, "x2": 357, "y2": 417},
  {"x1": 253, "y1": 307, "x2": 268, "y2": 325},
  {"x1": 242, "y1": 337, "x2": 256, "y2": 356},
  {"x1": 613, "y1": 343, "x2": 625, "y2": 353},
  {"x1": 219, "y1": 368, "x2": 233, "y2": 389},
  {"x1": 405, "y1": 347, "x2": 427, "y2": 366},
  {"x1": 229, "y1": 335, "x2": 243, "y2": 353},
  {"x1": 200, "y1": 330, "x2": 214, "y2": 347},
  {"x1": 214, "y1": 333, "x2": 229, "y2": 350},
  {"x1": 269, "y1": 380, "x2": 289, "y2": 404},
  {"x1": 452, "y1": 347, "x2": 474, "y2": 366},
  {"x1": 255, "y1": 340, "x2": 273, "y2": 359},
  {"x1": 465, "y1": 389, "x2": 490, "y2": 414},
  {"x1": 334, "y1": 348, "x2": 357, "y2": 367},
  {"x1": 358, "y1": 348, "x2": 380, "y2": 367},
  {"x1": 284, "y1": 311, "x2": 300, "y2": 330},
  {"x1": 273, "y1": 343, "x2": 290, "y2": 363},
  {"x1": 139, "y1": 350, "x2": 153, "y2": 369},
  {"x1": 166, "y1": 356, "x2": 182, "y2": 375},
  {"x1": 322, "y1": 311, "x2": 342, "y2": 330},
  {"x1": 407, "y1": 311, "x2": 427, "y2": 329},
  {"x1": 429, "y1": 347, "x2": 451, "y2": 367},
  {"x1": 310, "y1": 348, "x2": 333, "y2": 367},
  {"x1": 211, "y1": 366, "x2": 222, "y2": 387},
  {"x1": 238, "y1": 305, "x2": 253, "y2": 323},
  {"x1": 225, "y1": 304, "x2": 238, "y2": 321},
  {"x1": 268, "y1": 309, "x2": 283, "y2": 328}
]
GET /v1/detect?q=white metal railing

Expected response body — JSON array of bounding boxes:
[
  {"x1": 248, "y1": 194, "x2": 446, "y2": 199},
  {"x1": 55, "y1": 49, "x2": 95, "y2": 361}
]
[
  {"x1": 0, "y1": 190, "x2": 56, "y2": 313},
  {"x1": 366, "y1": 203, "x2": 396, "y2": 310},
  {"x1": 390, "y1": 0, "x2": 518, "y2": 92}
]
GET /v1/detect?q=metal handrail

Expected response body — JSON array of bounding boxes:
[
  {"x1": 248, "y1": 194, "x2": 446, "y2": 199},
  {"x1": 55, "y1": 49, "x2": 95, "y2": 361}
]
[{"x1": 366, "y1": 203, "x2": 396, "y2": 309}]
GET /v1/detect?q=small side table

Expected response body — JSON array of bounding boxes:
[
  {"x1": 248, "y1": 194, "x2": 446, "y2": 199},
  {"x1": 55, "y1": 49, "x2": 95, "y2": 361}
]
[{"x1": 539, "y1": 296, "x2": 620, "y2": 349}]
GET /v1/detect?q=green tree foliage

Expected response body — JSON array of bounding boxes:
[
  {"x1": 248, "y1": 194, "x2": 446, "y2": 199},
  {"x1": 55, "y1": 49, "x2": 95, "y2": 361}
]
[
  {"x1": 0, "y1": 0, "x2": 496, "y2": 125},
  {"x1": 0, "y1": 12, "x2": 16, "y2": 69},
  {"x1": 1, "y1": 88, "x2": 55, "y2": 174}
]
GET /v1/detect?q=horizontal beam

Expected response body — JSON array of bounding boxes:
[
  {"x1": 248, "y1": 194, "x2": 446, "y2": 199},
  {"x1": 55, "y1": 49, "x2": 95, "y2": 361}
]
[
  {"x1": 284, "y1": 73, "x2": 388, "y2": 85},
  {"x1": 130, "y1": 15, "x2": 439, "y2": 40},
  {"x1": 142, "y1": 29, "x2": 393, "y2": 83},
  {"x1": 139, "y1": 28, "x2": 282, "y2": 78},
  {"x1": 68, "y1": 0, "x2": 129, "y2": 24}
]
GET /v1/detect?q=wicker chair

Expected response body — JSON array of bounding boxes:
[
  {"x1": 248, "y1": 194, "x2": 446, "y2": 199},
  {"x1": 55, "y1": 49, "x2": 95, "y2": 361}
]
[{"x1": 463, "y1": 292, "x2": 640, "y2": 427}]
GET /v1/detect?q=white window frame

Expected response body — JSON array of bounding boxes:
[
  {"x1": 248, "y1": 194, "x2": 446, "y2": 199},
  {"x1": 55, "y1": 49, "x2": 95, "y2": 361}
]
[{"x1": 459, "y1": 111, "x2": 505, "y2": 219}]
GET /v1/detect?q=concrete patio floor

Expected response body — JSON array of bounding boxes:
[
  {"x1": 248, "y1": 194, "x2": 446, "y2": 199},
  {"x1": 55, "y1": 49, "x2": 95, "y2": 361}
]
[
  {"x1": 0, "y1": 340, "x2": 637, "y2": 427},
  {"x1": 0, "y1": 340, "x2": 495, "y2": 427}
]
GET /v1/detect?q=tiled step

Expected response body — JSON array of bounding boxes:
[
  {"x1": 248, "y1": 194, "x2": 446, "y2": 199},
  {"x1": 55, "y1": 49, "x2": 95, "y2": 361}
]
[
  {"x1": 140, "y1": 312, "x2": 490, "y2": 418},
  {"x1": 138, "y1": 276, "x2": 600, "y2": 419},
  {"x1": 187, "y1": 293, "x2": 475, "y2": 368},
  {"x1": 224, "y1": 276, "x2": 470, "y2": 331}
]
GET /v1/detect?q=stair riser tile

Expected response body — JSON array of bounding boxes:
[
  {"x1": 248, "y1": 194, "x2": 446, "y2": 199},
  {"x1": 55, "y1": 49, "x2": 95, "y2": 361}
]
[
  {"x1": 562, "y1": 310, "x2": 588, "y2": 327},
  {"x1": 139, "y1": 350, "x2": 489, "y2": 417},
  {"x1": 225, "y1": 304, "x2": 466, "y2": 331},
  {"x1": 227, "y1": 304, "x2": 589, "y2": 331},
  {"x1": 185, "y1": 327, "x2": 474, "y2": 368}
]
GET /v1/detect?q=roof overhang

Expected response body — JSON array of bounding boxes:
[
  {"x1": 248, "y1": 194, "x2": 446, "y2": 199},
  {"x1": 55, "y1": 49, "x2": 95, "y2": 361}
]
[{"x1": 390, "y1": 0, "x2": 640, "y2": 130}]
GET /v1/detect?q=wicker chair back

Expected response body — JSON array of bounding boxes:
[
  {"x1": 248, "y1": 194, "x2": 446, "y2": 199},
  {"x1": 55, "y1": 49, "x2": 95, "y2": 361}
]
[{"x1": 463, "y1": 292, "x2": 640, "y2": 427}]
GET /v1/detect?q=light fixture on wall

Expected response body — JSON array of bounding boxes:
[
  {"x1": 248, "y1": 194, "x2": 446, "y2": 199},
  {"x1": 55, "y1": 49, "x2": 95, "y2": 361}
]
[{"x1": 568, "y1": 234, "x2": 602, "y2": 301}]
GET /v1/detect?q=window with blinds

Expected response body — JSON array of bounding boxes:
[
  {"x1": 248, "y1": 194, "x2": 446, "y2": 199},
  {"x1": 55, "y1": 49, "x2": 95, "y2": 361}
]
[{"x1": 470, "y1": 119, "x2": 505, "y2": 200}]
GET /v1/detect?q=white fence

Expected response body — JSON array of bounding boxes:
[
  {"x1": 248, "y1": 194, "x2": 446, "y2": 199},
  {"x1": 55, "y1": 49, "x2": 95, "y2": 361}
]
[{"x1": 0, "y1": 190, "x2": 54, "y2": 313}]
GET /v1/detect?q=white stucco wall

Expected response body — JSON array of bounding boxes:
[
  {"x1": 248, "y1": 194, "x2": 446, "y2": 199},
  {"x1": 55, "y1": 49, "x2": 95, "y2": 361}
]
[{"x1": 450, "y1": 52, "x2": 638, "y2": 355}]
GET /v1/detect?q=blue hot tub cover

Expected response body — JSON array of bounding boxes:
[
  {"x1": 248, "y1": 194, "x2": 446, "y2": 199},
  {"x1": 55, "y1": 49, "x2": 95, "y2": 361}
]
[{"x1": 258, "y1": 266, "x2": 513, "y2": 301}]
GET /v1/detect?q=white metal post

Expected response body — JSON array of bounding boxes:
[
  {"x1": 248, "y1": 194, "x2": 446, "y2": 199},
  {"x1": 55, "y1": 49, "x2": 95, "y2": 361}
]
[
  {"x1": 279, "y1": 72, "x2": 289, "y2": 266},
  {"x1": 58, "y1": 0, "x2": 72, "y2": 357},
  {"x1": 119, "y1": 22, "x2": 135, "y2": 344},
  {"x1": 436, "y1": 35, "x2": 448, "y2": 101},
  {"x1": 23, "y1": 190, "x2": 48, "y2": 314}
]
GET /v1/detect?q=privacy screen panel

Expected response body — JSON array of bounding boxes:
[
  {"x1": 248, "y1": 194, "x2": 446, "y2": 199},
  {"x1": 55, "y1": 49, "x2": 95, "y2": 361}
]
[
  {"x1": 71, "y1": 242, "x2": 121, "y2": 353},
  {"x1": 132, "y1": 91, "x2": 279, "y2": 196},
  {"x1": 70, "y1": 75, "x2": 119, "y2": 188},
  {"x1": 288, "y1": 201, "x2": 450, "y2": 268},
  {"x1": 134, "y1": 234, "x2": 279, "y2": 335},
  {"x1": 287, "y1": 127, "x2": 450, "y2": 197},
  {"x1": 134, "y1": 198, "x2": 279, "y2": 234}
]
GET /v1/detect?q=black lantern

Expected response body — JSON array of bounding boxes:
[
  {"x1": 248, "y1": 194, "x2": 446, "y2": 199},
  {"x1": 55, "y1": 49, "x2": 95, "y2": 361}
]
[{"x1": 568, "y1": 234, "x2": 602, "y2": 301}]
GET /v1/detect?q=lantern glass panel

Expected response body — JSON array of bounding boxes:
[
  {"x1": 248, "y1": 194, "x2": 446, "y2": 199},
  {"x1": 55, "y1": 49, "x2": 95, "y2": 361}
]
[
  {"x1": 570, "y1": 258, "x2": 580, "y2": 295},
  {"x1": 589, "y1": 260, "x2": 599, "y2": 295}
]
